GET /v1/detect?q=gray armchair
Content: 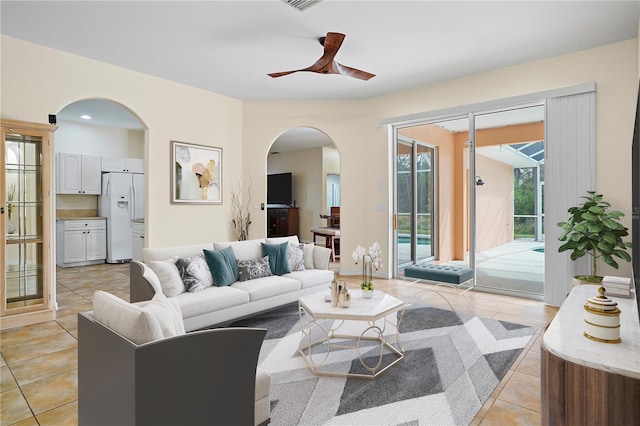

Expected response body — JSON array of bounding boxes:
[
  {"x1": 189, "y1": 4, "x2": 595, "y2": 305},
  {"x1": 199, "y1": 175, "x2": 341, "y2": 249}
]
[{"x1": 78, "y1": 312, "x2": 269, "y2": 426}]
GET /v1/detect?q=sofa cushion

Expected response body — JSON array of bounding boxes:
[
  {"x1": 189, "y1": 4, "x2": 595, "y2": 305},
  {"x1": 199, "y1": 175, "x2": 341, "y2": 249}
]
[
  {"x1": 303, "y1": 243, "x2": 315, "y2": 269},
  {"x1": 203, "y1": 246, "x2": 238, "y2": 286},
  {"x1": 231, "y1": 276, "x2": 301, "y2": 302},
  {"x1": 147, "y1": 257, "x2": 186, "y2": 297},
  {"x1": 93, "y1": 291, "x2": 185, "y2": 345},
  {"x1": 284, "y1": 269, "x2": 335, "y2": 289},
  {"x1": 174, "y1": 286, "x2": 250, "y2": 319},
  {"x1": 237, "y1": 256, "x2": 273, "y2": 282},
  {"x1": 265, "y1": 235, "x2": 300, "y2": 246},
  {"x1": 144, "y1": 243, "x2": 214, "y2": 262},
  {"x1": 261, "y1": 242, "x2": 290, "y2": 275},
  {"x1": 213, "y1": 239, "x2": 264, "y2": 261},
  {"x1": 175, "y1": 255, "x2": 214, "y2": 292}
]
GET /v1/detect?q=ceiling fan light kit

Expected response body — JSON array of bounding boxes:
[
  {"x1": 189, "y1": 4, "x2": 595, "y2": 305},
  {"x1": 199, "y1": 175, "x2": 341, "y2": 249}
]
[{"x1": 268, "y1": 32, "x2": 375, "y2": 81}]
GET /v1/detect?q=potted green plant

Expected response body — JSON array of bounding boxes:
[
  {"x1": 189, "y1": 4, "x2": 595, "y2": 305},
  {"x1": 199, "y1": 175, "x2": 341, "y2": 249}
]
[{"x1": 557, "y1": 191, "x2": 632, "y2": 284}]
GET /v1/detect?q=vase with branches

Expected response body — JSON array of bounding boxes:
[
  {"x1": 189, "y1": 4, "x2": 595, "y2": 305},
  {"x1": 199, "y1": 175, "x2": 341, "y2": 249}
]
[
  {"x1": 6, "y1": 182, "x2": 17, "y2": 234},
  {"x1": 231, "y1": 177, "x2": 252, "y2": 241},
  {"x1": 7, "y1": 182, "x2": 16, "y2": 219}
]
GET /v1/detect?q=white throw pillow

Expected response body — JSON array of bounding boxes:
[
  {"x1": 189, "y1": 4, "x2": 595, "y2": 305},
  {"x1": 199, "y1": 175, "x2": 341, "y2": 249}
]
[
  {"x1": 92, "y1": 291, "x2": 185, "y2": 345},
  {"x1": 144, "y1": 291, "x2": 186, "y2": 337},
  {"x1": 303, "y1": 243, "x2": 315, "y2": 269},
  {"x1": 147, "y1": 258, "x2": 186, "y2": 297},
  {"x1": 93, "y1": 291, "x2": 163, "y2": 344}
]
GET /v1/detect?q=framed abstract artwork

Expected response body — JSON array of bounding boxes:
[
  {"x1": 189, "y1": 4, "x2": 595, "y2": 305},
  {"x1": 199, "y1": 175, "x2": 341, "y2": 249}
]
[{"x1": 171, "y1": 141, "x2": 222, "y2": 204}]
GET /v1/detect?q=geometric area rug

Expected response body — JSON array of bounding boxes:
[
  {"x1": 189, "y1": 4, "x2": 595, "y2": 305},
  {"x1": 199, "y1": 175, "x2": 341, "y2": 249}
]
[{"x1": 230, "y1": 301, "x2": 536, "y2": 426}]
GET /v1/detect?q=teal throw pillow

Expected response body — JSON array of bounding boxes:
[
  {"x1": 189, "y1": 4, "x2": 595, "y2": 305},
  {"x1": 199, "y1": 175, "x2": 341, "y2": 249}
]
[
  {"x1": 261, "y1": 242, "x2": 291, "y2": 275},
  {"x1": 203, "y1": 246, "x2": 238, "y2": 286}
]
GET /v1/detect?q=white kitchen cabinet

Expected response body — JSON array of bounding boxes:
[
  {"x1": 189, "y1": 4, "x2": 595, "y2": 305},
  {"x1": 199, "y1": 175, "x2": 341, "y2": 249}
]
[
  {"x1": 132, "y1": 221, "x2": 145, "y2": 261},
  {"x1": 56, "y1": 153, "x2": 102, "y2": 194},
  {"x1": 101, "y1": 156, "x2": 144, "y2": 174},
  {"x1": 56, "y1": 220, "x2": 106, "y2": 267}
]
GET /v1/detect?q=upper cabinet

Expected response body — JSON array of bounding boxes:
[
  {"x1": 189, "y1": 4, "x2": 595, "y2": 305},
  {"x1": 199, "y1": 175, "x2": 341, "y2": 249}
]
[
  {"x1": 101, "y1": 156, "x2": 144, "y2": 174},
  {"x1": 56, "y1": 153, "x2": 101, "y2": 194}
]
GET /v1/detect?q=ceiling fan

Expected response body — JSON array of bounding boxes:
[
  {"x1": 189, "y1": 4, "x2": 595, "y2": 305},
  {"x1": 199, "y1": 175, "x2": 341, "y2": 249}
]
[{"x1": 268, "y1": 32, "x2": 375, "y2": 81}]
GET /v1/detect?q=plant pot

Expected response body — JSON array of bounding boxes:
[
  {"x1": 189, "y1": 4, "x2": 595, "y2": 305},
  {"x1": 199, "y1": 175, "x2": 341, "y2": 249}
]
[
  {"x1": 362, "y1": 289, "x2": 373, "y2": 299},
  {"x1": 572, "y1": 275, "x2": 603, "y2": 286}
]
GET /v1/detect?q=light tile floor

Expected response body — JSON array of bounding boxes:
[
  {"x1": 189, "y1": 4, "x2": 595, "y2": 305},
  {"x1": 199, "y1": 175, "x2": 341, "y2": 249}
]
[{"x1": 1, "y1": 263, "x2": 557, "y2": 425}]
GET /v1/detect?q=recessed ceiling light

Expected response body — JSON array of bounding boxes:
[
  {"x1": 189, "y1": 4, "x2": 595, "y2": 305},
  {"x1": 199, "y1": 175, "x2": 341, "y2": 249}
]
[{"x1": 80, "y1": 114, "x2": 92, "y2": 120}]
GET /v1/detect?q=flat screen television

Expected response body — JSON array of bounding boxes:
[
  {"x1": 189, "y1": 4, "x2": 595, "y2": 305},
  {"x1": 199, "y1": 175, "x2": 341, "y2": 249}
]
[
  {"x1": 267, "y1": 172, "x2": 293, "y2": 206},
  {"x1": 632, "y1": 79, "x2": 640, "y2": 322}
]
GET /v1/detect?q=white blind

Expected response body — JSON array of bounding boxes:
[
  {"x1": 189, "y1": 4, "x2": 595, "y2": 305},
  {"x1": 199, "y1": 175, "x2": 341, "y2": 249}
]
[{"x1": 544, "y1": 91, "x2": 596, "y2": 306}]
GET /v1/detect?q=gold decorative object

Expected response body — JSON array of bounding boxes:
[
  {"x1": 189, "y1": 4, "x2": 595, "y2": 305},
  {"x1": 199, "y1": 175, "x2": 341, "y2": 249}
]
[{"x1": 583, "y1": 286, "x2": 621, "y2": 343}]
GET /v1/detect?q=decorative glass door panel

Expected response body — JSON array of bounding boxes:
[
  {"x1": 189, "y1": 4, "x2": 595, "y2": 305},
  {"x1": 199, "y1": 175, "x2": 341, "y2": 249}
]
[
  {"x1": 2, "y1": 119, "x2": 55, "y2": 327},
  {"x1": 395, "y1": 135, "x2": 436, "y2": 271}
]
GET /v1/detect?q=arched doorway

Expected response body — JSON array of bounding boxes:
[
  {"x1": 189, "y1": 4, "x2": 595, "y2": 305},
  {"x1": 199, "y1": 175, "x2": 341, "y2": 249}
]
[
  {"x1": 267, "y1": 127, "x2": 341, "y2": 264},
  {"x1": 55, "y1": 99, "x2": 146, "y2": 265}
]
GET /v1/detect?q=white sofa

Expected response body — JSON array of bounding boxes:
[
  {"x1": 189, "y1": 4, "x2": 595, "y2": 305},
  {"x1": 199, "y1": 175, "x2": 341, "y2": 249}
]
[{"x1": 130, "y1": 235, "x2": 334, "y2": 332}]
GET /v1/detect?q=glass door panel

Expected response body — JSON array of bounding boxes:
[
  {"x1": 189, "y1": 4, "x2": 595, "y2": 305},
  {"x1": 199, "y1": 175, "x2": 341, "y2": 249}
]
[
  {"x1": 4, "y1": 129, "x2": 46, "y2": 311},
  {"x1": 396, "y1": 141, "x2": 413, "y2": 267},
  {"x1": 395, "y1": 135, "x2": 437, "y2": 271},
  {"x1": 416, "y1": 144, "x2": 435, "y2": 263},
  {"x1": 472, "y1": 105, "x2": 545, "y2": 296}
]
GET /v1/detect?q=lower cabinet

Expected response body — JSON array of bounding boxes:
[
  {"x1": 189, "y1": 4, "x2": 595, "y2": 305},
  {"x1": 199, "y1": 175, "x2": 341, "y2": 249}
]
[
  {"x1": 132, "y1": 221, "x2": 144, "y2": 261},
  {"x1": 56, "y1": 220, "x2": 106, "y2": 267}
]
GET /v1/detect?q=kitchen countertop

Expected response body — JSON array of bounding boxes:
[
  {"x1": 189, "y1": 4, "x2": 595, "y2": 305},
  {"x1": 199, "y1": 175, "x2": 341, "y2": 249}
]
[{"x1": 56, "y1": 217, "x2": 107, "y2": 221}]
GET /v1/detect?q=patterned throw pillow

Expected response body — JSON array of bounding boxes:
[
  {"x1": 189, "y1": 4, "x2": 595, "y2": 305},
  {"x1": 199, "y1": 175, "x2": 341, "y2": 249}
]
[
  {"x1": 237, "y1": 256, "x2": 273, "y2": 281},
  {"x1": 287, "y1": 243, "x2": 305, "y2": 272},
  {"x1": 175, "y1": 255, "x2": 214, "y2": 292}
]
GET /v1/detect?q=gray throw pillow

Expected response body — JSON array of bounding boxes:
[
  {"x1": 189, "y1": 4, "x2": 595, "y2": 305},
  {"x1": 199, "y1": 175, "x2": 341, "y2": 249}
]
[
  {"x1": 237, "y1": 256, "x2": 273, "y2": 281},
  {"x1": 175, "y1": 255, "x2": 214, "y2": 292},
  {"x1": 288, "y1": 243, "x2": 305, "y2": 272}
]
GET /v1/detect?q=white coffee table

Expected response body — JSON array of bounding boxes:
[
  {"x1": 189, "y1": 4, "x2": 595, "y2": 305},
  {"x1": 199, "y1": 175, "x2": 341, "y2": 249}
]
[{"x1": 297, "y1": 289, "x2": 406, "y2": 379}]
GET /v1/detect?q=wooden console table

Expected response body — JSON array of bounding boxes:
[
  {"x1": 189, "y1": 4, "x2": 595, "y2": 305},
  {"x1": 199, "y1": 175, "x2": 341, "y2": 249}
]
[{"x1": 541, "y1": 285, "x2": 640, "y2": 425}]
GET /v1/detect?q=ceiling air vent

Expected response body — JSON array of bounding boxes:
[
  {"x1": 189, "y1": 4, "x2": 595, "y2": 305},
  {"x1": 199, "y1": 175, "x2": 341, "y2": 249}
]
[{"x1": 281, "y1": 0, "x2": 323, "y2": 12}]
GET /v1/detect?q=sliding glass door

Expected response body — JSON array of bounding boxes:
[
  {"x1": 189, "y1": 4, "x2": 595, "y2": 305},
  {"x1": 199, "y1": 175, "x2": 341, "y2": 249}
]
[
  {"x1": 395, "y1": 135, "x2": 436, "y2": 270},
  {"x1": 392, "y1": 105, "x2": 545, "y2": 297},
  {"x1": 472, "y1": 105, "x2": 545, "y2": 296}
]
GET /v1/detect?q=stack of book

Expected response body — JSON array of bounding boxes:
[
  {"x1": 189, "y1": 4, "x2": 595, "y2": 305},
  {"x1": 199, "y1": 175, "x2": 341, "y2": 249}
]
[{"x1": 601, "y1": 275, "x2": 631, "y2": 297}]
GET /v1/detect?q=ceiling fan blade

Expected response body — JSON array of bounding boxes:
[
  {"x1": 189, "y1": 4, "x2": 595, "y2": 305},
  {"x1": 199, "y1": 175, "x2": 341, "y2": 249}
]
[
  {"x1": 267, "y1": 31, "x2": 375, "y2": 80},
  {"x1": 268, "y1": 70, "x2": 299, "y2": 78},
  {"x1": 321, "y1": 32, "x2": 345, "y2": 61},
  {"x1": 334, "y1": 62, "x2": 376, "y2": 81}
]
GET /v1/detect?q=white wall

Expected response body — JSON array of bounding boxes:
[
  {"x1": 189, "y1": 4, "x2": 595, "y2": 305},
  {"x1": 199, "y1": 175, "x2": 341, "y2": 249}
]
[
  {"x1": 244, "y1": 39, "x2": 638, "y2": 278},
  {"x1": 56, "y1": 119, "x2": 144, "y2": 158},
  {"x1": 1, "y1": 35, "x2": 243, "y2": 247}
]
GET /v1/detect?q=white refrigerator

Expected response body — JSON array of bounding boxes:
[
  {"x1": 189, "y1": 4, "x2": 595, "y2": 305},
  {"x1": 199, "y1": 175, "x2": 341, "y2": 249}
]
[{"x1": 99, "y1": 172, "x2": 145, "y2": 263}]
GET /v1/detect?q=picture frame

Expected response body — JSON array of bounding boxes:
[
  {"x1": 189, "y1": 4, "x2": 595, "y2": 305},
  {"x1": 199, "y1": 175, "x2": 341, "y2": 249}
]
[{"x1": 171, "y1": 140, "x2": 222, "y2": 204}]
